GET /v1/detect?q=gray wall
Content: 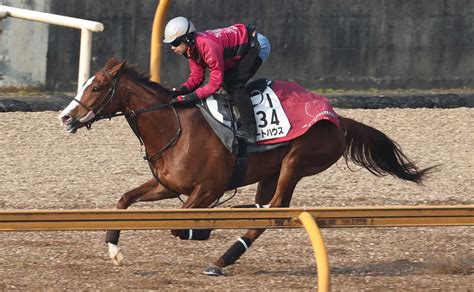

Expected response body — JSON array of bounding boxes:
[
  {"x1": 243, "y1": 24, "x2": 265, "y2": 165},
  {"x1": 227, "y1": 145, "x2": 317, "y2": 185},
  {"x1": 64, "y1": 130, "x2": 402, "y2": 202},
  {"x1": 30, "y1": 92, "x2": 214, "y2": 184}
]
[
  {"x1": 0, "y1": 0, "x2": 50, "y2": 88},
  {"x1": 1, "y1": 0, "x2": 473, "y2": 91}
]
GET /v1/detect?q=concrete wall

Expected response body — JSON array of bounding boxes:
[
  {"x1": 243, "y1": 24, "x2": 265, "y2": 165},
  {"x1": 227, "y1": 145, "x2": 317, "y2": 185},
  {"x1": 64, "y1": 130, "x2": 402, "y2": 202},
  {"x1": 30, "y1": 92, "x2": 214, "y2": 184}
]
[
  {"x1": 0, "y1": 0, "x2": 50, "y2": 88},
  {"x1": 0, "y1": 0, "x2": 473, "y2": 91}
]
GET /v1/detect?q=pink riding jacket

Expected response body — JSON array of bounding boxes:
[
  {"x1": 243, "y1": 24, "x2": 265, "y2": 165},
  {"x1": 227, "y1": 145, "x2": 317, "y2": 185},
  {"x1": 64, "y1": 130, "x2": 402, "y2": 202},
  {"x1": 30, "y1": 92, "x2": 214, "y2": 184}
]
[{"x1": 181, "y1": 24, "x2": 250, "y2": 99}]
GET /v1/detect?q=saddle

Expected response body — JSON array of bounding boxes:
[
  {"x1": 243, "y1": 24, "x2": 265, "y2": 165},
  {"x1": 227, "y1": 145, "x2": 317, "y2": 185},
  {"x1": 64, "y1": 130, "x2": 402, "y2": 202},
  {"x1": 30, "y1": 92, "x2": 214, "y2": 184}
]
[
  {"x1": 196, "y1": 79, "x2": 289, "y2": 154},
  {"x1": 196, "y1": 78, "x2": 339, "y2": 188}
]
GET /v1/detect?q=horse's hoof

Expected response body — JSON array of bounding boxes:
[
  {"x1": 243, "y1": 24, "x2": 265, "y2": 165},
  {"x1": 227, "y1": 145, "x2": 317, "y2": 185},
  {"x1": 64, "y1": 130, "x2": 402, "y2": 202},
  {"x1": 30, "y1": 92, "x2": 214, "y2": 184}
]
[
  {"x1": 108, "y1": 242, "x2": 124, "y2": 266},
  {"x1": 203, "y1": 265, "x2": 223, "y2": 276}
]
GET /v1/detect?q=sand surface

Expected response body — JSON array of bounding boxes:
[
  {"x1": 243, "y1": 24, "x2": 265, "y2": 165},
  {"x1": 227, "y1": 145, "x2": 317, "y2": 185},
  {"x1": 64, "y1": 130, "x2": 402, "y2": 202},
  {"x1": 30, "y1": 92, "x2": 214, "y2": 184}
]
[{"x1": 0, "y1": 108, "x2": 473, "y2": 290}]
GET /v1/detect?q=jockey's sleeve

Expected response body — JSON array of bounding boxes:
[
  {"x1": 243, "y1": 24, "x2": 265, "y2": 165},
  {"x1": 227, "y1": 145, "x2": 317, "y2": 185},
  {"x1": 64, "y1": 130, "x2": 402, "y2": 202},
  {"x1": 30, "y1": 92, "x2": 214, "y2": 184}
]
[
  {"x1": 193, "y1": 39, "x2": 225, "y2": 99},
  {"x1": 181, "y1": 58, "x2": 205, "y2": 93}
]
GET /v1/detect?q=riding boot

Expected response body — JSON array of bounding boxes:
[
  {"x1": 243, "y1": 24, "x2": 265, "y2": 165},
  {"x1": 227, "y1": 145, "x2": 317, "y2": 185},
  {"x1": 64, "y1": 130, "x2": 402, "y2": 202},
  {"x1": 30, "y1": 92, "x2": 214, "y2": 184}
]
[{"x1": 232, "y1": 86, "x2": 256, "y2": 144}]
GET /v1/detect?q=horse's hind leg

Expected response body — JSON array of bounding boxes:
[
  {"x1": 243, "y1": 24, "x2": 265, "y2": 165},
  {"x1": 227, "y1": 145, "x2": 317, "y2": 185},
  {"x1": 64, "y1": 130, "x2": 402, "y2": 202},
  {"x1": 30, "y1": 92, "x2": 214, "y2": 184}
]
[
  {"x1": 206, "y1": 151, "x2": 304, "y2": 275},
  {"x1": 205, "y1": 123, "x2": 344, "y2": 275},
  {"x1": 205, "y1": 174, "x2": 279, "y2": 276},
  {"x1": 106, "y1": 178, "x2": 179, "y2": 265}
]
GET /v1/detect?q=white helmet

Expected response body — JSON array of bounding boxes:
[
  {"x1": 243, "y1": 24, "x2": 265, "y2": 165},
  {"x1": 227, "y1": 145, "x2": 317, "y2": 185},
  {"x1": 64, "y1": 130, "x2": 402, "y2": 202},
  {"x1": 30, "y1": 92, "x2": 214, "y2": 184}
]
[{"x1": 163, "y1": 16, "x2": 196, "y2": 43}]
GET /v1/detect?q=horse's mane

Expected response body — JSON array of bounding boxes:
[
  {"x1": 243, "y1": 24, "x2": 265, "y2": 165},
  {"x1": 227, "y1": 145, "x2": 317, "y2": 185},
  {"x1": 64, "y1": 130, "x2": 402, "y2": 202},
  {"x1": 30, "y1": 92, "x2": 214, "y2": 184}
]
[
  {"x1": 105, "y1": 58, "x2": 172, "y2": 95},
  {"x1": 124, "y1": 66, "x2": 172, "y2": 95}
]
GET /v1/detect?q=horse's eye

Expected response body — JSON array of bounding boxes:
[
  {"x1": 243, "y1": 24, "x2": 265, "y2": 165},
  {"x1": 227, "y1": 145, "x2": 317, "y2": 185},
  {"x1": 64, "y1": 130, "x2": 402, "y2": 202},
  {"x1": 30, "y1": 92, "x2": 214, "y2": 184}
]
[{"x1": 92, "y1": 86, "x2": 100, "y2": 92}]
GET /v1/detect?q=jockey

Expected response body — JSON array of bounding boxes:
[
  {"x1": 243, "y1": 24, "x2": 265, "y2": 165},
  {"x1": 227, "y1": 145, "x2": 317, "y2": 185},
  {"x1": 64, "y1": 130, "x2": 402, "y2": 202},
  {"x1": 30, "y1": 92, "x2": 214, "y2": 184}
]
[{"x1": 163, "y1": 16, "x2": 271, "y2": 144}]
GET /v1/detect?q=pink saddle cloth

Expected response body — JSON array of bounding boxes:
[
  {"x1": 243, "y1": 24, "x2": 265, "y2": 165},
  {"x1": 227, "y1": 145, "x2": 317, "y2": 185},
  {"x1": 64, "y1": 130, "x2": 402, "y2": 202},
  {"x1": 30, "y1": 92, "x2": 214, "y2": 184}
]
[{"x1": 257, "y1": 80, "x2": 340, "y2": 145}]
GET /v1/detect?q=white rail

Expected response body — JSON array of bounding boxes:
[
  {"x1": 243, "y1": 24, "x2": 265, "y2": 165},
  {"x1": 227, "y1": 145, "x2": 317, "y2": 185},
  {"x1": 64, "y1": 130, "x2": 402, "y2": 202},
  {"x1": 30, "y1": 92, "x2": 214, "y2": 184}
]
[{"x1": 0, "y1": 5, "x2": 104, "y2": 92}]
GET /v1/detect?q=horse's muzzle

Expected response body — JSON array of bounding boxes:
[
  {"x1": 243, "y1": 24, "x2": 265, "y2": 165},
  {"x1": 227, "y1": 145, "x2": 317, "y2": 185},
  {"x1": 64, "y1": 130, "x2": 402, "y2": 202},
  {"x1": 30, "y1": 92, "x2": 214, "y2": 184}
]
[{"x1": 59, "y1": 114, "x2": 81, "y2": 133}]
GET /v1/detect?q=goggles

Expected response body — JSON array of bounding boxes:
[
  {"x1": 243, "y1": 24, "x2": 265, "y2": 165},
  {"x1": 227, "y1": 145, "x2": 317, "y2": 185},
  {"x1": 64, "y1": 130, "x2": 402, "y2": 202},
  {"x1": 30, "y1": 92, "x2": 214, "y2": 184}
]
[{"x1": 171, "y1": 36, "x2": 185, "y2": 47}]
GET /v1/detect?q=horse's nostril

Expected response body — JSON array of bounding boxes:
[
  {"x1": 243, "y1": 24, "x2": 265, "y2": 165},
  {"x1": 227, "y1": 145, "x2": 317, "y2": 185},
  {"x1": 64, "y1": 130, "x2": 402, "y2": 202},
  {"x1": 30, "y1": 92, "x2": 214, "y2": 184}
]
[{"x1": 61, "y1": 115, "x2": 72, "y2": 124}]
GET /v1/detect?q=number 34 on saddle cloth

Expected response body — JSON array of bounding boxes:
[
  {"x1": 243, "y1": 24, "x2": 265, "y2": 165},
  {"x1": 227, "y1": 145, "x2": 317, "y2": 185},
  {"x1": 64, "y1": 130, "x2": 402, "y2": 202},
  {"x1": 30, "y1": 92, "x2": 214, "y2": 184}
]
[
  {"x1": 197, "y1": 79, "x2": 340, "y2": 153},
  {"x1": 250, "y1": 80, "x2": 339, "y2": 144}
]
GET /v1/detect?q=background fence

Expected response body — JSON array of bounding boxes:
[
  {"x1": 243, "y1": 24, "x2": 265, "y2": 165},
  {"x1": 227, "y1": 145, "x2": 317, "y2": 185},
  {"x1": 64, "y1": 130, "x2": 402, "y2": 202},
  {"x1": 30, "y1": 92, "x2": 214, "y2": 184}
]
[{"x1": 1, "y1": 0, "x2": 473, "y2": 91}]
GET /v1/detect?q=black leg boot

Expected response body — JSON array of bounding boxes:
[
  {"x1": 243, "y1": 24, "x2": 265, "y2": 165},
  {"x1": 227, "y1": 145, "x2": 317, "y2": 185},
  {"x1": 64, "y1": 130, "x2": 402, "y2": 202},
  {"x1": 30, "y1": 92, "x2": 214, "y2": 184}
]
[{"x1": 232, "y1": 86, "x2": 256, "y2": 144}]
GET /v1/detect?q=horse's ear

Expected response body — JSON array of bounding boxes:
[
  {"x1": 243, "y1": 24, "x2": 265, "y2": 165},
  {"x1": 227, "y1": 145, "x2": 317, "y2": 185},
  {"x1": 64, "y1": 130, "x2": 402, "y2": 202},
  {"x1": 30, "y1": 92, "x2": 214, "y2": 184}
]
[
  {"x1": 107, "y1": 60, "x2": 127, "y2": 77},
  {"x1": 104, "y1": 57, "x2": 120, "y2": 69}
]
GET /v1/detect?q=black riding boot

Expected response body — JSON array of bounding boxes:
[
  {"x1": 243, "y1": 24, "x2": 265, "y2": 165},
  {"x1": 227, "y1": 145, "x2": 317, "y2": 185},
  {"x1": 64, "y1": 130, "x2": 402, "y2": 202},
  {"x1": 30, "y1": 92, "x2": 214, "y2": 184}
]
[{"x1": 232, "y1": 86, "x2": 256, "y2": 144}]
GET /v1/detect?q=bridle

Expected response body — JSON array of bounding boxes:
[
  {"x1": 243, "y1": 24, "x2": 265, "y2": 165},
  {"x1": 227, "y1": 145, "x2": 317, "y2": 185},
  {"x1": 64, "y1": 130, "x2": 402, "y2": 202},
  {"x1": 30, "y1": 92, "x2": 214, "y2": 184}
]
[
  {"x1": 72, "y1": 70, "x2": 121, "y2": 129},
  {"x1": 73, "y1": 70, "x2": 182, "y2": 162}
]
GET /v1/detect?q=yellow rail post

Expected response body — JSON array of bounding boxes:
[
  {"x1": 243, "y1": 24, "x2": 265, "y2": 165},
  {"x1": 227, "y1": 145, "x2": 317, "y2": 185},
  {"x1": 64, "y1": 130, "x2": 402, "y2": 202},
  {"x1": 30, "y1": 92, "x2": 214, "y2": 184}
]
[
  {"x1": 299, "y1": 211, "x2": 330, "y2": 292},
  {"x1": 150, "y1": 0, "x2": 171, "y2": 82}
]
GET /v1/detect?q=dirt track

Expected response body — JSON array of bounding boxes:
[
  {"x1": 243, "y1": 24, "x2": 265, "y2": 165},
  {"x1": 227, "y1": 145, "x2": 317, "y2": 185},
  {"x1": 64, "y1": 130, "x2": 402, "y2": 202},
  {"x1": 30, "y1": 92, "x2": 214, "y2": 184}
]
[{"x1": 0, "y1": 108, "x2": 473, "y2": 290}]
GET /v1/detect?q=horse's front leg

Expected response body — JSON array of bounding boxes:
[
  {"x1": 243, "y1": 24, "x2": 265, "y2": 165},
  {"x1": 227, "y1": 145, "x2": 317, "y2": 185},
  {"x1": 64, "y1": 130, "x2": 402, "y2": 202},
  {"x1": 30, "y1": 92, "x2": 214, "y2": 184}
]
[
  {"x1": 170, "y1": 185, "x2": 223, "y2": 241},
  {"x1": 106, "y1": 178, "x2": 180, "y2": 265}
]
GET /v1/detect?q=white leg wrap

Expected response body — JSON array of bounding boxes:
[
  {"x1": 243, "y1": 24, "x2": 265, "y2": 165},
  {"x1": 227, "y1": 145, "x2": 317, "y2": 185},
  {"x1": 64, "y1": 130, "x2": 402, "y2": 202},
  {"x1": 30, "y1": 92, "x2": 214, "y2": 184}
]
[
  {"x1": 108, "y1": 242, "x2": 124, "y2": 266},
  {"x1": 255, "y1": 204, "x2": 271, "y2": 208},
  {"x1": 237, "y1": 237, "x2": 249, "y2": 250}
]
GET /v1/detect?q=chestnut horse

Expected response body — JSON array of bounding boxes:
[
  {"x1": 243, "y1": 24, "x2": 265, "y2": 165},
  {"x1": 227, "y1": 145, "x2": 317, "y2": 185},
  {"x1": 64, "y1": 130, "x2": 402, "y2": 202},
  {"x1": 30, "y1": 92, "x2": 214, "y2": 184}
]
[{"x1": 59, "y1": 58, "x2": 432, "y2": 276}]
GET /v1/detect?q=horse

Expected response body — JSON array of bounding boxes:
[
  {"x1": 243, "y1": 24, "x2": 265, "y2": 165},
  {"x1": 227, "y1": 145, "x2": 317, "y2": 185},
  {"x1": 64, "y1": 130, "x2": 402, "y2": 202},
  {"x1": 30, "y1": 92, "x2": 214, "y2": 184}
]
[{"x1": 58, "y1": 58, "x2": 434, "y2": 276}]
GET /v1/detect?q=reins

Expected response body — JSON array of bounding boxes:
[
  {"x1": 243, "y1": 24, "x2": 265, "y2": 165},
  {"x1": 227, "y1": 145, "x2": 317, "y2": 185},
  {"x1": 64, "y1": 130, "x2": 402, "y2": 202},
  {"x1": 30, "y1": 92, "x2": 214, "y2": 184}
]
[
  {"x1": 122, "y1": 106, "x2": 182, "y2": 162},
  {"x1": 86, "y1": 71, "x2": 182, "y2": 162},
  {"x1": 96, "y1": 105, "x2": 181, "y2": 163}
]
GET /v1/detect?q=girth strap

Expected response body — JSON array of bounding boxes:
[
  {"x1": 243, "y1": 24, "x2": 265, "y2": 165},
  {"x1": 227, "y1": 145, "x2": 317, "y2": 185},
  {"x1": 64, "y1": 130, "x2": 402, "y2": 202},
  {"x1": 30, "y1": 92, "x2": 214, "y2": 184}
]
[{"x1": 227, "y1": 140, "x2": 248, "y2": 189}]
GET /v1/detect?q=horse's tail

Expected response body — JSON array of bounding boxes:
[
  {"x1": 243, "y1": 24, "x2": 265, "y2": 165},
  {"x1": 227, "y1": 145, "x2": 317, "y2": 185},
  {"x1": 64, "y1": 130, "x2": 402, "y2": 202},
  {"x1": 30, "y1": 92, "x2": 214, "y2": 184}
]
[{"x1": 339, "y1": 116, "x2": 435, "y2": 184}]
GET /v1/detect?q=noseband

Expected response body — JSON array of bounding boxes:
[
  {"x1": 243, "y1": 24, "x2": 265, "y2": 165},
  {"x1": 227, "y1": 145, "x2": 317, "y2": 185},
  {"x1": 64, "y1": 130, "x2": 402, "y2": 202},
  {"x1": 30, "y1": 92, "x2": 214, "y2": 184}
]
[{"x1": 72, "y1": 70, "x2": 121, "y2": 129}]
